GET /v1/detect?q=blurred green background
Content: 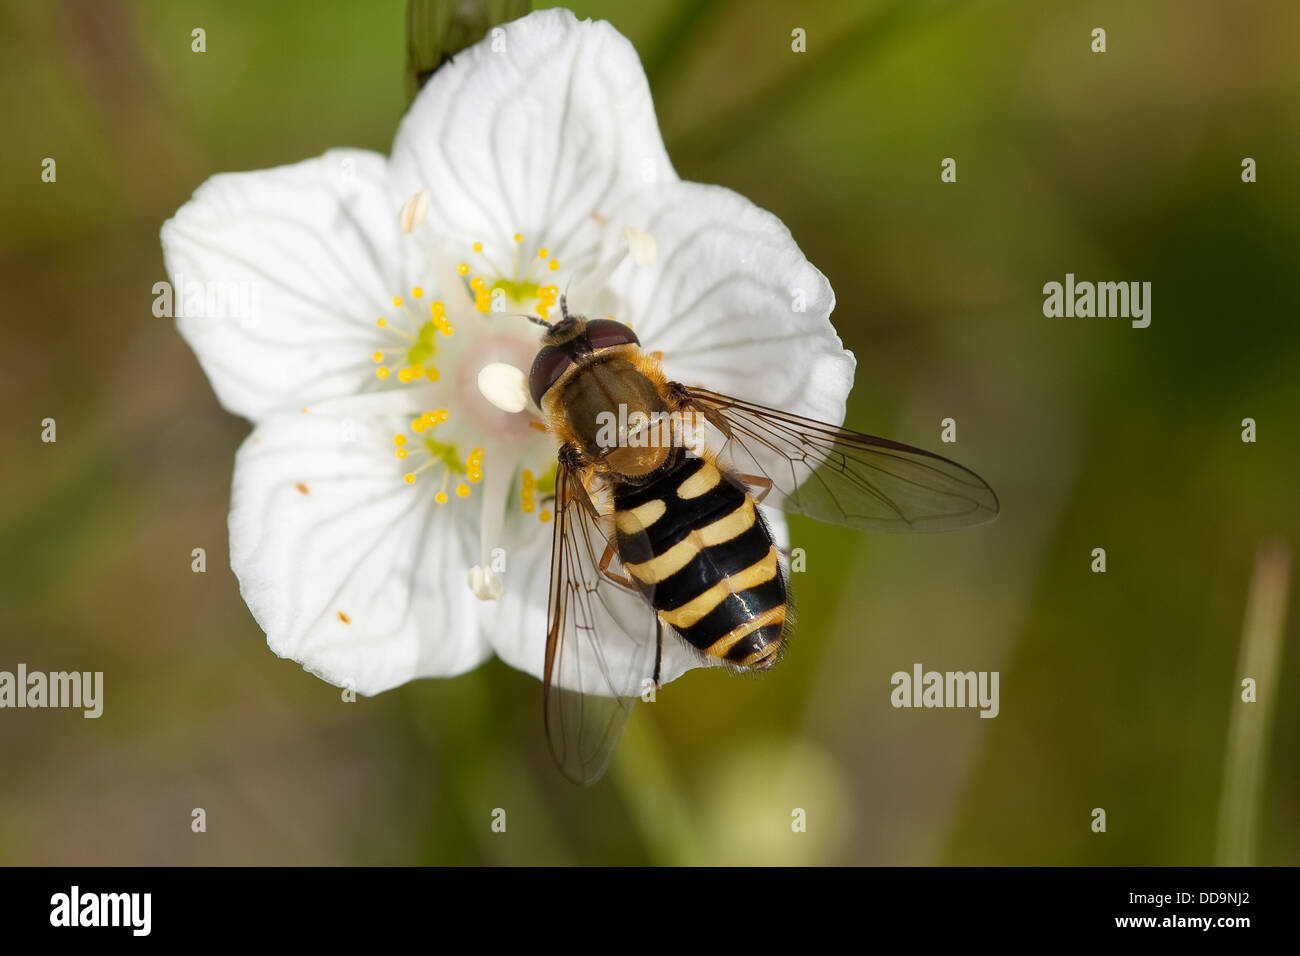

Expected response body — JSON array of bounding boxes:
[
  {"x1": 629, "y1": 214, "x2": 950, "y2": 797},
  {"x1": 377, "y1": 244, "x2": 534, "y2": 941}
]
[{"x1": 1, "y1": 0, "x2": 1297, "y2": 865}]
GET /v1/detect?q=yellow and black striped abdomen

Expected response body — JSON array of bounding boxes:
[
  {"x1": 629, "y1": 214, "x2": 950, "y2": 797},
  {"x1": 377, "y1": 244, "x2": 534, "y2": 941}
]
[{"x1": 613, "y1": 456, "x2": 788, "y2": 669}]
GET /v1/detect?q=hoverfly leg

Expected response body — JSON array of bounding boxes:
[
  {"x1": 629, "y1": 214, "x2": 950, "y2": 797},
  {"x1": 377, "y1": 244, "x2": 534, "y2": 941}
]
[
  {"x1": 652, "y1": 616, "x2": 664, "y2": 690},
  {"x1": 597, "y1": 539, "x2": 637, "y2": 591},
  {"x1": 735, "y1": 473, "x2": 774, "y2": 505}
]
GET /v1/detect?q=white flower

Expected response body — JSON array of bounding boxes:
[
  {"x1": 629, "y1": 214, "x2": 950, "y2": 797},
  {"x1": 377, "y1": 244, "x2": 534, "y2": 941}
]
[{"x1": 160, "y1": 8, "x2": 854, "y2": 696}]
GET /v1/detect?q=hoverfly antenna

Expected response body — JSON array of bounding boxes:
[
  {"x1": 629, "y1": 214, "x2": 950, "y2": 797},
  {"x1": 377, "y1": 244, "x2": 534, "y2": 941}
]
[
  {"x1": 508, "y1": 312, "x2": 554, "y2": 331},
  {"x1": 559, "y1": 293, "x2": 572, "y2": 321}
]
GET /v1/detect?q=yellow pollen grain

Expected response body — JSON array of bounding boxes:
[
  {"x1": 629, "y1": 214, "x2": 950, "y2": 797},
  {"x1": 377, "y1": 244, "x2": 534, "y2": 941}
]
[
  {"x1": 456, "y1": 483, "x2": 470, "y2": 498},
  {"x1": 457, "y1": 263, "x2": 469, "y2": 275}
]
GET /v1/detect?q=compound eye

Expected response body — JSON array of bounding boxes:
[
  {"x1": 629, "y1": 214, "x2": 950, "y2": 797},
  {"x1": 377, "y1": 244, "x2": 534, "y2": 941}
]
[
  {"x1": 529, "y1": 346, "x2": 573, "y2": 406},
  {"x1": 584, "y1": 319, "x2": 640, "y2": 350}
]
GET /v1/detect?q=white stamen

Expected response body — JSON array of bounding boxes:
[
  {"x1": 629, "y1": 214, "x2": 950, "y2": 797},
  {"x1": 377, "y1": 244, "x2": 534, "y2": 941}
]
[
  {"x1": 477, "y1": 362, "x2": 528, "y2": 413},
  {"x1": 468, "y1": 565, "x2": 504, "y2": 601},
  {"x1": 623, "y1": 226, "x2": 657, "y2": 266},
  {"x1": 399, "y1": 189, "x2": 431, "y2": 234},
  {"x1": 568, "y1": 226, "x2": 657, "y2": 310}
]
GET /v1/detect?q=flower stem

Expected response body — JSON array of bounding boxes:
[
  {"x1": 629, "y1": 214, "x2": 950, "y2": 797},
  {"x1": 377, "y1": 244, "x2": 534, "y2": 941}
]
[
  {"x1": 1215, "y1": 541, "x2": 1291, "y2": 865},
  {"x1": 406, "y1": 0, "x2": 531, "y2": 100}
]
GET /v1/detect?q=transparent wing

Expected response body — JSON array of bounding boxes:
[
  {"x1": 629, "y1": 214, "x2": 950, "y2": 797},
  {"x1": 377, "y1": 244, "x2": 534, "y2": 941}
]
[
  {"x1": 543, "y1": 458, "x2": 663, "y2": 786},
  {"x1": 679, "y1": 386, "x2": 999, "y2": 533}
]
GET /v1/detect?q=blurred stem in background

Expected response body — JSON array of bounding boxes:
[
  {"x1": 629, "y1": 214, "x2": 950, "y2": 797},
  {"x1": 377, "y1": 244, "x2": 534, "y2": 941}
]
[
  {"x1": 407, "y1": 0, "x2": 531, "y2": 100},
  {"x1": 662, "y1": 0, "x2": 957, "y2": 166},
  {"x1": 1216, "y1": 541, "x2": 1291, "y2": 866}
]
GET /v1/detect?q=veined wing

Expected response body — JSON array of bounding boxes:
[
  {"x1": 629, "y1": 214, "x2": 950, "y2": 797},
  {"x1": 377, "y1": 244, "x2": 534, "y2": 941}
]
[
  {"x1": 678, "y1": 386, "x2": 999, "y2": 533},
  {"x1": 543, "y1": 458, "x2": 662, "y2": 785}
]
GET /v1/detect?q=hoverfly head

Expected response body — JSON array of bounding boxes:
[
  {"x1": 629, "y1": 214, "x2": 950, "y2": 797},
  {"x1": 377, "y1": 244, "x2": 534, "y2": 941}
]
[{"x1": 527, "y1": 296, "x2": 641, "y2": 406}]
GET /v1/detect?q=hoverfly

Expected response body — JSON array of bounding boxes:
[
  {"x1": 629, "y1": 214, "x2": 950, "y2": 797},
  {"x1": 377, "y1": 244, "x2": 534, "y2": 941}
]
[{"x1": 528, "y1": 298, "x2": 999, "y2": 784}]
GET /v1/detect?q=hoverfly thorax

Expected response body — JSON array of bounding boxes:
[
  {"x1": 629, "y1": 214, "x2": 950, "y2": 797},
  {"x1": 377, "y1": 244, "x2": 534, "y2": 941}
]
[{"x1": 529, "y1": 309, "x2": 677, "y2": 479}]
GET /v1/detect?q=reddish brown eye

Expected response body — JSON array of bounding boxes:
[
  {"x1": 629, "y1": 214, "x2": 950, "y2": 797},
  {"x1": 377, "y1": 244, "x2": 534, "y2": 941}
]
[
  {"x1": 529, "y1": 346, "x2": 573, "y2": 406},
  {"x1": 584, "y1": 319, "x2": 639, "y2": 350}
]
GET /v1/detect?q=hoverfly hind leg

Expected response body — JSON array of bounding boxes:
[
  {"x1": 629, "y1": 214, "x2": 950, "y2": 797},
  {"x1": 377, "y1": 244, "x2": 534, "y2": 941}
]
[
  {"x1": 597, "y1": 539, "x2": 638, "y2": 591},
  {"x1": 734, "y1": 472, "x2": 773, "y2": 505},
  {"x1": 653, "y1": 616, "x2": 664, "y2": 690}
]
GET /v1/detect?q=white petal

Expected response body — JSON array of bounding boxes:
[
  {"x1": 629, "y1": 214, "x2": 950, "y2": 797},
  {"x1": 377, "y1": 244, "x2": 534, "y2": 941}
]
[
  {"x1": 388, "y1": 8, "x2": 676, "y2": 273},
  {"x1": 603, "y1": 181, "x2": 856, "y2": 428},
  {"x1": 162, "y1": 149, "x2": 413, "y2": 421},
  {"x1": 229, "y1": 400, "x2": 491, "y2": 695}
]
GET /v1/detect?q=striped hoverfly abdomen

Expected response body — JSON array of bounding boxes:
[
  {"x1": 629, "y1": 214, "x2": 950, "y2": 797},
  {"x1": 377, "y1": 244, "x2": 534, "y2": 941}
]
[{"x1": 613, "y1": 455, "x2": 787, "y2": 671}]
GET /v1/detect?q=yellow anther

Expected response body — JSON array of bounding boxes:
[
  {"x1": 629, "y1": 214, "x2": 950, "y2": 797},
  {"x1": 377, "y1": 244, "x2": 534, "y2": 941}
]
[
  {"x1": 431, "y1": 300, "x2": 445, "y2": 317},
  {"x1": 377, "y1": 317, "x2": 387, "y2": 327},
  {"x1": 513, "y1": 233, "x2": 523, "y2": 243},
  {"x1": 470, "y1": 277, "x2": 486, "y2": 291},
  {"x1": 473, "y1": 241, "x2": 483, "y2": 252},
  {"x1": 393, "y1": 435, "x2": 406, "y2": 446},
  {"x1": 548, "y1": 260, "x2": 559, "y2": 271},
  {"x1": 457, "y1": 263, "x2": 469, "y2": 275},
  {"x1": 396, "y1": 449, "x2": 408, "y2": 459},
  {"x1": 426, "y1": 367, "x2": 440, "y2": 382},
  {"x1": 412, "y1": 287, "x2": 423, "y2": 298},
  {"x1": 412, "y1": 418, "x2": 427, "y2": 432},
  {"x1": 376, "y1": 367, "x2": 390, "y2": 379},
  {"x1": 456, "y1": 483, "x2": 470, "y2": 498},
  {"x1": 435, "y1": 492, "x2": 448, "y2": 504},
  {"x1": 372, "y1": 352, "x2": 384, "y2": 362},
  {"x1": 539, "y1": 510, "x2": 552, "y2": 523},
  {"x1": 392, "y1": 297, "x2": 403, "y2": 307},
  {"x1": 398, "y1": 366, "x2": 421, "y2": 383},
  {"x1": 475, "y1": 291, "x2": 491, "y2": 314},
  {"x1": 538, "y1": 247, "x2": 549, "y2": 259},
  {"x1": 404, "y1": 473, "x2": 416, "y2": 484}
]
